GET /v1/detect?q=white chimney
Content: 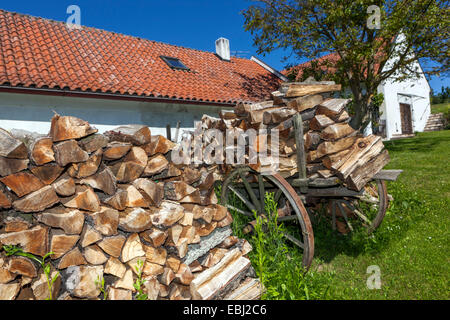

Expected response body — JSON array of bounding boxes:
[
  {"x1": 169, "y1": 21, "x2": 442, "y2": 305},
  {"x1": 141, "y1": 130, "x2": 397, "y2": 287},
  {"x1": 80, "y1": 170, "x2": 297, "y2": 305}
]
[{"x1": 215, "y1": 37, "x2": 230, "y2": 61}]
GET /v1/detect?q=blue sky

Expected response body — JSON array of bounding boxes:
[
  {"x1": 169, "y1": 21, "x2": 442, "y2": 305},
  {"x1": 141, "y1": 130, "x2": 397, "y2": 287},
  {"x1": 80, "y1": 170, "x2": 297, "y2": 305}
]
[{"x1": 1, "y1": 0, "x2": 448, "y2": 92}]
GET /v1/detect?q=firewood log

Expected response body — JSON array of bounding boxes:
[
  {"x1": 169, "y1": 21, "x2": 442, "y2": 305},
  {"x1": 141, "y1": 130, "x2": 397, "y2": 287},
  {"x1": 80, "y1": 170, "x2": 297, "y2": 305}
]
[
  {"x1": 104, "y1": 125, "x2": 151, "y2": 145},
  {"x1": 286, "y1": 94, "x2": 323, "y2": 112},
  {"x1": 320, "y1": 123, "x2": 355, "y2": 141},
  {"x1": 316, "y1": 98, "x2": 351, "y2": 119},
  {"x1": 103, "y1": 142, "x2": 132, "y2": 160},
  {"x1": 285, "y1": 84, "x2": 341, "y2": 98},
  {"x1": 309, "y1": 114, "x2": 335, "y2": 131},
  {"x1": 29, "y1": 137, "x2": 54, "y2": 165},
  {"x1": 0, "y1": 157, "x2": 29, "y2": 177},
  {"x1": 12, "y1": 185, "x2": 60, "y2": 213},
  {"x1": 0, "y1": 171, "x2": 44, "y2": 197},
  {"x1": 315, "y1": 136, "x2": 357, "y2": 159},
  {"x1": 53, "y1": 140, "x2": 89, "y2": 167},
  {"x1": 49, "y1": 114, "x2": 97, "y2": 142},
  {"x1": 30, "y1": 163, "x2": 64, "y2": 185},
  {"x1": 67, "y1": 149, "x2": 102, "y2": 178},
  {"x1": 345, "y1": 149, "x2": 390, "y2": 191},
  {"x1": 0, "y1": 128, "x2": 28, "y2": 159}
]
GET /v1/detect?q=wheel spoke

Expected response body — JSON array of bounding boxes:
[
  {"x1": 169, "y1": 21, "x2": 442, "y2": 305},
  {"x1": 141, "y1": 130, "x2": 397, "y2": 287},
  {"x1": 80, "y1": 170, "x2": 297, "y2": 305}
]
[
  {"x1": 342, "y1": 199, "x2": 372, "y2": 225},
  {"x1": 336, "y1": 201, "x2": 353, "y2": 232},
  {"x1": 239, "y1": 170, "x2": 262, "y2": 213},
  {"x1": 274, "y1": 188, "x2": 283, "y2": 203},
  {"x1": 224, "y1": 204, "x2": 253, "y2": 217},
  {"x1": 282, "y1": 232, "x2": 304, "y2": 249},
  {"x1": 258, "y1": 175, "x2": 266, "y2": 214},
  {"x1": 228, "y1": 185, "x2": 257, "y2": 213}
]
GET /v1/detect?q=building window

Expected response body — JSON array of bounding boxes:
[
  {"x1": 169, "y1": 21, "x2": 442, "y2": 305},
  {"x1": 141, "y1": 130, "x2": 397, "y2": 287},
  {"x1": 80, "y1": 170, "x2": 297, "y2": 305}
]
[{"x1": 160, "y1": 56, "x2": 189, "y2": 70}]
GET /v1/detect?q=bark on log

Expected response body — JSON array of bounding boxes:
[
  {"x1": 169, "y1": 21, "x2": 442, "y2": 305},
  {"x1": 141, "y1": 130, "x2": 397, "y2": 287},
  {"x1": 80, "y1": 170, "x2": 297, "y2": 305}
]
[
  {"x1": 78, "y1": 134, "x2": 109, "y2": 153},
  {"x1": 309, "y1": 114, "x2": 335, "y2": 131}
]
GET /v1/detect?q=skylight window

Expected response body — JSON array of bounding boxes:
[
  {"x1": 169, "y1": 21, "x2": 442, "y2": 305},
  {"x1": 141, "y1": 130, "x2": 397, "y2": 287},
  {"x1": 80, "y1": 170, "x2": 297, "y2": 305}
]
[{"x1": 160, "y1": 56, "x2": 189, "y2": 70}]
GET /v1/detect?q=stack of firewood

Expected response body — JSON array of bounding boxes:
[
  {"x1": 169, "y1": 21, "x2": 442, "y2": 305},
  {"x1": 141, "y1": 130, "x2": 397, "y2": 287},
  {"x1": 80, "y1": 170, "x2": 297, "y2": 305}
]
[
  {"x1": 0, "y1": 114, "x2": 262, "y2": 300},
  {"x1": 197, "y1": 80, "x2": 389, "y2": 191}
]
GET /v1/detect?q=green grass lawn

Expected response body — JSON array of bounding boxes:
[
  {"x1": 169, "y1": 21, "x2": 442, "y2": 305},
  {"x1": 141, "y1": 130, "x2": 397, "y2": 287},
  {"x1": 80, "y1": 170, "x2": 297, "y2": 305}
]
[
  {"x1": 224, "y1": 130, "x2": 450, "y2": 300},
  {"x1": 431, "y1": 102, "x2": 449, "y2": 114}
]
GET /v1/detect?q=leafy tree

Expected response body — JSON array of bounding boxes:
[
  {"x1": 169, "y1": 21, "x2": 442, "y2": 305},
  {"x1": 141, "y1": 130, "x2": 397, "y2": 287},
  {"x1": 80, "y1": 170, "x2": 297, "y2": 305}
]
[{"x1": 243, "y1": 0, "x2": 449, "y2": 130}]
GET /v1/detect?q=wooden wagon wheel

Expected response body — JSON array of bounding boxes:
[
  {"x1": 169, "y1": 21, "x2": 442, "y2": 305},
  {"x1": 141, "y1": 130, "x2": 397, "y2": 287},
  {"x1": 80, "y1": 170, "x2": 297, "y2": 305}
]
[
  {"x1": 327, "y1": 179, "x2": 388, "y2": 234},
  {"x1": 221, "y1": 166, "x2": 314, "y2": 270}
]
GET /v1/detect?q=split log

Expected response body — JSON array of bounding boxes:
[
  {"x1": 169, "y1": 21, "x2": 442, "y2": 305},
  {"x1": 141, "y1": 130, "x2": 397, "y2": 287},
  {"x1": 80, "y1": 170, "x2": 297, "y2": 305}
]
[
  {"x1": 316, "y1": 98, "x2": 351, "y2": 119},
  {"x1": 52, "y1": 173, "x2": 76, "y2": 197},
  {"x1": 151, "y1": 163, "x2": 182, "y2": 180},
  {"x1": 145, "y1": 246, "x2": 167, "y2": 266},
  {"x1": 336, "y1": 110, "x2": 350, "y2": 122},
  {"x1": 246, "y1": 107, "x2": 279, "y2": 124},
  {"x1": 141, "y1": 228, "x2": 168, "y2": 248},
  {"x1": 164, "y1": 181, "x2": 198, "y2": 201},
  {"x1": 320, "y1": 123, "x2": 355, "y2": 141},
  {"x1": 67, "y1": 149, "x2": 102, "y2": 178},
  {"x1": 0, "y1": 128, "x2": 28, "y2": 159},
  {"x1": 335, "y1": 135, "x2": 385, "y2": 179},
  {"x1": 0, "y1": 171, "x2": 44, "y2": 197},
  {"x1": 305, "y1": 131, "x2": 321, "y2": 150},
  {"x1": 150, "y1": 201, "x2": 185, "y2": 228},
  {"x1": 262, "y1": 108, "x2": 297, "y2": 125},
  {"x1": 49, "y1": 114, "x2": 97, "y2": 142},
  {"x1": 0, "y1": 157, "x2": 29, "y2": 177},
  {"x1": 103, "y1": 142, "x2": 132, "y2": 160},
  {"x1": 0, "y1": 184, "x2": 12, "y2": 209},
  {"x1": 108, "y1": 184, "x2": 148, "y2": 208},
  {"x1": 29, "y1": 137, "x2": 54, "y2": 165},
  {"x1": 234, "y1": 101, "x2": 274, "y2": 117},
  {"x1": 286, "y1": 94, "x2": 323, "y2": 112},
  {"x1": 104, "y1": 125, "x2": 151, "y2": 145},
  {"x1": 123, "y1": 147, "x2": 148, "y2": 166},
  {"x1": 92, "y1": 207, "x2": 120, "y2": 236},
  {"x1": 182, "y1": 167, "x2": 201, "y2": 185},
  {"x1": 315, "y1": 136, "x2": 358, "y2": 159},
  {"x1": 224, "y1": 277, "x2": 263, "y2": 300},
  {"x1": 285, "y1": 84, "x2": 341, "y2": 98},
  {"x1": 30, "y1": 163, "x2": 64, "y2": 185},
  {"x1": 190, "y1": 248, "x2": 251, "y2": 300},
  {"x1": 309, "y1": 114, "x2": 335, "y2": 131},
  {"x1": 109, "y1": 161, "x2": 145, "y2": 183},
  {"x1": 143, "y1": 154, "x2": 169, "y2": 176},
  {"x1": 79, "y1": 166, "x2": 117, "y2": 195},
  {"x1": 322, "y1": 148, "x2": 352, "y2": 170},
  {"x1": 143, "y1": 135, "x2": 177, "y2": 156},
  {"x1": 0, "y1": 225, "x2": 49, "y2": 257},
  {"x1": 175, "y1": 263, "x2": 194, "y2": 285},
  {"x1": 60, "y1": 185, "x2": 100, "y2": 212},
  {"x1": 98, "y1": 236, "x2": 126, "y2": 258},
  {"x1": 118, "y1": 208, "x2": 152, "y2": 233},
  {"x1": 78, "y1": 134, "x2": 109, "y2": 153},
  {"x1": 12, "y1": 186, "x2": 60, "y2": 213},
  {"x1": 53, "y1": 140, "x2": 89, "y2": 167},
  {"x1": 132, "y1": 178, "x2": 164, "y2": 207},
  {"x1": 37, "y1": 209, "x2": 85, "y2": 235},
  {"x1": 346, "y1": 149, "x2": 390, "y2": 191}
]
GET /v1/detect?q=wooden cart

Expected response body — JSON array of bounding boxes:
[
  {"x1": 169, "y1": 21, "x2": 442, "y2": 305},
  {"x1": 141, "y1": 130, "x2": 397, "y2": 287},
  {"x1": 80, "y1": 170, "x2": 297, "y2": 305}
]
[{"x1": 220, "y1": 113, "x2": 402, "y2": 270}]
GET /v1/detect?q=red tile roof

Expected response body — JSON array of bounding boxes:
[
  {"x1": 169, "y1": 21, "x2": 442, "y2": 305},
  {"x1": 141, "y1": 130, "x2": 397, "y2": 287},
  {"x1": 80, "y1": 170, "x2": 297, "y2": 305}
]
[{"x1": 0, "y1": 9, "x2": 281, "y2": 105}]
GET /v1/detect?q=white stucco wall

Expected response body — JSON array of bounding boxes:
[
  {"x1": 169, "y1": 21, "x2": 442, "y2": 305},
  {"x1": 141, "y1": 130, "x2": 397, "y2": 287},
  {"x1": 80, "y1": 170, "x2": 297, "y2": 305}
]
[
  {"x1": 0, "y1": 92, "x2": 231, "y2": 141},
  {"x1": 377, "y1": 33, "x2": 431, "y2": 139},
  {"x1": 378, "y1": 60, "x2": 431, "y2": 139}
]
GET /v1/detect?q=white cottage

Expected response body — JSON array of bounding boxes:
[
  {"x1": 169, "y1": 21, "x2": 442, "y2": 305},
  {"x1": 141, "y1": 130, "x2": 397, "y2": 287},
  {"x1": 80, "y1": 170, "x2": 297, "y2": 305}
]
[{"x1": 0, "y1": 10, "x2": 282, "y2": 139}]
